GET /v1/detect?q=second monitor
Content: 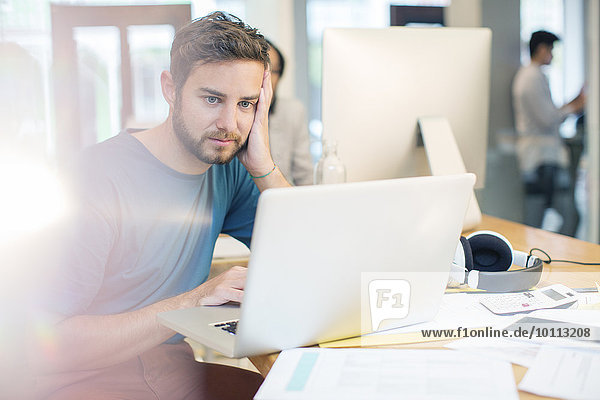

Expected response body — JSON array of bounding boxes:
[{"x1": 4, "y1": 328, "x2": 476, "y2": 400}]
[{"x1": 321, "y1": 27, "x2": 491, "y2": 188}]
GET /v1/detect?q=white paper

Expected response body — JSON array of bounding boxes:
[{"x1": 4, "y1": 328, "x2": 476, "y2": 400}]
[
  {"x1": 212, "y1": 235, "x2": 250, "y2": 258},
  {"x1": 444, "y1": 309, "x2": 600, "y2": 370},
  {"x1": 577, "y1": 293, "x2": 600, "y2": 307},
  {"x1": 445, "y1": 337, "x2": 540, "y2": 368},
  {"x1": 254, "y1": 348, "x2": 518, "y2": 400},
  {"x1": 519, "y1": 346, "x2": 600, "y2": 400},
  {"x1": 498, "y1": 310, "x2": 600, "y2": 348},
  {"x1": 373, "y1": 293, "x2": 520, "y2": 337},
  {"x1": 528, "y1": 309, "x2": 600, "y2": 326}
]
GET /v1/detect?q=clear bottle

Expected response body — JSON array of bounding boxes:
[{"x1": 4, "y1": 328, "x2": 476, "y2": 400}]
[{"x1": 314, "y1": 140, "x2": 347, "y2": 184}]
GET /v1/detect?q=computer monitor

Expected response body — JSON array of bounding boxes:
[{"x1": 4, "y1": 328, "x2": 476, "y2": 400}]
[{"x1": 321, "y1": 27, "x2": 491, "y2": 188}]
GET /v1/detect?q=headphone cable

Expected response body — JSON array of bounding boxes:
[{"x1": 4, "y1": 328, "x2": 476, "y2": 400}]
[{"x1": 529, "y1": 247, "x2": 600, "y2": 266}]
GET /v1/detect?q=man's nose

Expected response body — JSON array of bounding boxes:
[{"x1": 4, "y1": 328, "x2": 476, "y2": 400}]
[{"x1": 215, "y1": 105, "x2": 237, "y2": 132}]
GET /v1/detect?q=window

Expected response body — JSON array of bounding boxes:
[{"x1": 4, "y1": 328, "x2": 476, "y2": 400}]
[{"x1": 1, "y1": 0, "x2": 245, "y2": 161}]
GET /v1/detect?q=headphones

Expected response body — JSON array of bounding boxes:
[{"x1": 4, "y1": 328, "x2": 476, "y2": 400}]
[{"x1": 450, "y1": 230, "x2": 543, "y2": 292}]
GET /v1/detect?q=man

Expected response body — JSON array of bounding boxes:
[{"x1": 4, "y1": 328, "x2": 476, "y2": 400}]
[
  {"x1": 512, "y1": 30, "x2": 585, "y2": 235},
  {"x1": 266, "y1": 39, "x2": 314, "y2": 185},
  {"x1": 31, "y1": 12, "x2": 289, "y2": 399}
]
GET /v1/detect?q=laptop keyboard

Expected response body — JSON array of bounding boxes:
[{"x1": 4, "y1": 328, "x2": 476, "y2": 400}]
[{"x1": 213, "y1": 320, "x2": 238, "y2": 335}]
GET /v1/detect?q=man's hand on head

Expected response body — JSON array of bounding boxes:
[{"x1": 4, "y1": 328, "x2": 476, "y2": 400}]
[
  {"x1": 237, "y1": 68, "x2": 276, "y2": 177},
  {"x1": 195, "y1": 265, "x2": 247, "y2": 306}
]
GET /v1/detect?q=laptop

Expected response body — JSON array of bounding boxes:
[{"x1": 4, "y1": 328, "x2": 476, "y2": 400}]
[{"x1": 157, "y1": 173, "x2": 475, "y2": 358}]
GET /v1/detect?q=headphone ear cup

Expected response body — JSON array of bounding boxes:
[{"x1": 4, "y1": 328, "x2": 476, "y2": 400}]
[
  {"x1": 467, "y1": 231, "x2": 513, "y2": 272},
  {"x1": 459, "y1": 236, "x2": 474, "y2": 271}
]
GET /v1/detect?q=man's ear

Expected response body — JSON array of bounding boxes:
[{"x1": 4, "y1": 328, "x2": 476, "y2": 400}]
[
  {"x1": 161, "y1": 70, "x2": 177, "y2": 108},
  {"x1": 537, "y1": 43, "x2": 551, "y2": 57}
]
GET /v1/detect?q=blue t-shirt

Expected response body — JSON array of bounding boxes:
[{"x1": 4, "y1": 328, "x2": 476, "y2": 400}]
[{"x1": 47, "y1": 131, "x2": 260, "y2": 317}]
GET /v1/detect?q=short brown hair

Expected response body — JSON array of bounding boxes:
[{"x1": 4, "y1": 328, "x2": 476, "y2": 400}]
[{"x1": 170, "y1": 11, "x2": 270, "y2": 90}]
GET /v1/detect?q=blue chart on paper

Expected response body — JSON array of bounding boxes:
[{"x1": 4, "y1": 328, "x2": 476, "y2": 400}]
[{"x1": 286, "y1": 352, "x2": 319, "y2": 391}]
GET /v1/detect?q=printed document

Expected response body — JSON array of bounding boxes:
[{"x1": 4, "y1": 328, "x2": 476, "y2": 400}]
[
  {"x1": 254, "y1": 348, "x2": 518, "y2": 400},
  {"x1": 519, "y1": 345, "x2": 600, "y2": 400}
]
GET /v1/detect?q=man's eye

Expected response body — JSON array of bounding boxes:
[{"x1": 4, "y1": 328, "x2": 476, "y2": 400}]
[
  {"x1": 206, "y1": 96, "x2": 219, "y2": 104},
  {"x1": 240, "y1": 101, "x2": 254, "y2": 109}
]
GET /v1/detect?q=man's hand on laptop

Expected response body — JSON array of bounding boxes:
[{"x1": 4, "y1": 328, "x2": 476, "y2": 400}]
[{"x1": 192, "y1": 266, "x2": 247, "y2": 306}]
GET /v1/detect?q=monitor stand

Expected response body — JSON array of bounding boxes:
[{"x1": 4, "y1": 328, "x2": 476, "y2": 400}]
[{"x1": 418, "y1": 116, "x2": 482, "y2": 231}]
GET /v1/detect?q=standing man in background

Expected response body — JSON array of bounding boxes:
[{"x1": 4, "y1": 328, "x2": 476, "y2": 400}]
[
  {"x1": 512, "y1": 30, "x2": 585, "y2": 236},
  {"x1": 266, "y1": 39, "x2": 314, "y2": 185}
]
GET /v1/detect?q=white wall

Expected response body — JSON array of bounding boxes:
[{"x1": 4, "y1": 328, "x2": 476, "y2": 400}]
[
  {"x1": 245, "y1": 0, "x2": 297, "y2": 99},
  {"x1": 481, "y1": 0, "x2": 521, "y2": 147},
  {"x1": 564, "y1": 1, "x2": 585, "y2": 102},
  {"x1": 445, "y1": 0, "x2": 482, "y2": 27},
  {"x1": 445, "y1": 0, "x2": 522, "y2": 148}
]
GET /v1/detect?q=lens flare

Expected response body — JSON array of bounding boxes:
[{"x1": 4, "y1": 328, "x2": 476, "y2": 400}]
[{"x1": 0, "y1": 161, "x2": 66, "y2": 244}]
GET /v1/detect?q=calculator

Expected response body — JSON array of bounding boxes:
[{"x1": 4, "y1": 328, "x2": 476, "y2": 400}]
[{"x1": 479, "y1": 284, "x2": 579, "y2": 315}]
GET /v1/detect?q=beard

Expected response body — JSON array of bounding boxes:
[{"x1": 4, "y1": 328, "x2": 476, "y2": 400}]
[{"x1": 172, "y1": 102, "x2": 247, "y2": 165}]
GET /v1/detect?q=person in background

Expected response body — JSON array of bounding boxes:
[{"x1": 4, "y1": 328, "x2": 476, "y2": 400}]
[
  {"x1": 266, "y1": 39, "x2": 314, "y2": 185},
  {"x1": 512, "y1": 30, "x2": 585, "y2": 236},
  {"x1": 29, "y1": 12, "x2": 289, "y2": 399}
]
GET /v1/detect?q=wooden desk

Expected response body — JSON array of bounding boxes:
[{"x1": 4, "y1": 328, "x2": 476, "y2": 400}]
[{"x1": 248, "y1": 215, "x2": 600, "y2": 398}]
